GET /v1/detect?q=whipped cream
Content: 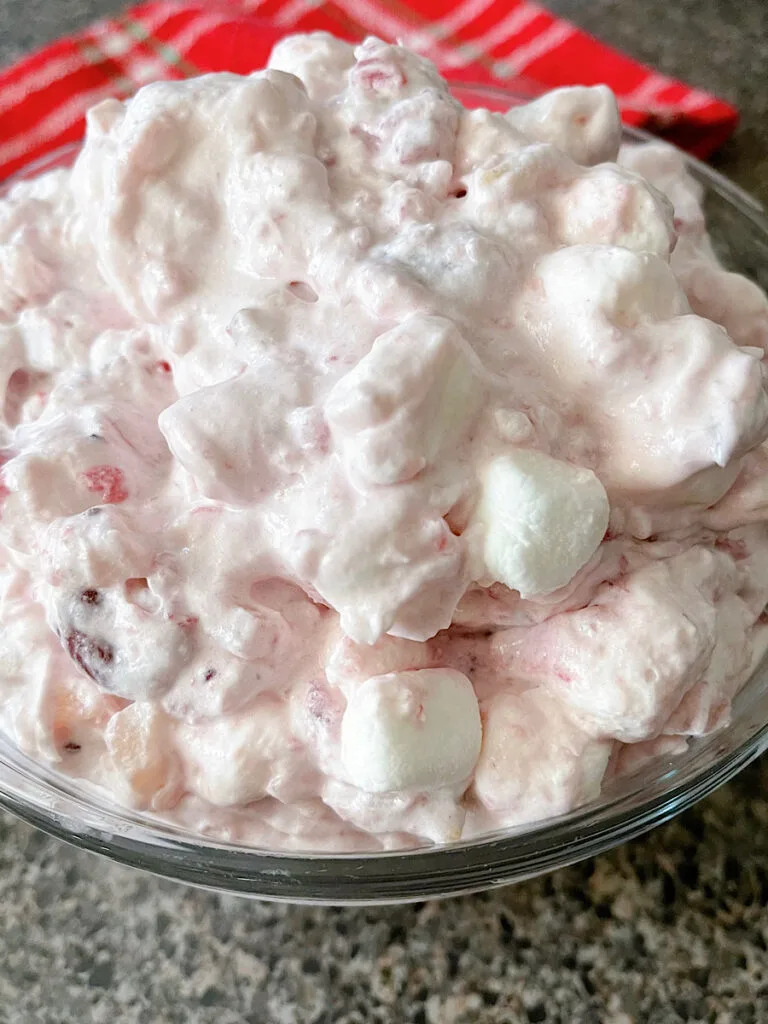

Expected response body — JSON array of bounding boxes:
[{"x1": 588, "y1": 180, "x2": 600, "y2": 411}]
[{"x1": 1, "y1": 33, "x2": 768, "y2": 851}]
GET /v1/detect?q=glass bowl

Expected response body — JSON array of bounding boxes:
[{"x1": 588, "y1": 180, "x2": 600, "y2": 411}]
[{"x1": 1, "y1": 83, "x2": 768, "y2": 905}]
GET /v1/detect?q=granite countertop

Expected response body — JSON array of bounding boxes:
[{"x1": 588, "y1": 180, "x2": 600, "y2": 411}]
[{"x1": 1, "y1": 2, "x2": 768, "y2": 1022}]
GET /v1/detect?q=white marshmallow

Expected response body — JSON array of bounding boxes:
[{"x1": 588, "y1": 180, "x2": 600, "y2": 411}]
[
  {"x1": 324, "y1": 314, "x2": 483, "y2": 486},
  {"x1": 340, "y1": 668, "x2": 482, "y2": 793},
  {"x1": 175, "y1": 698, "x2": 303, "y2": 807},
  {"x1": 267, "y1": 31, "x2": 354, "y2": 100},
  {"x1": 474, "y1": 449, "x2": 609, "y2": 597},
  {"x1": 506, "y1": 85, "x2": 621, "y2": 166},
  {"x1": 556, "y1": 165, "x2": 675, "y2": 257},
  {"x1": 473, "y1": 688, "x2": 611, "y2": 824},
  {"x1": 493, "y1": 408, "x2": 533, "y2": 443}
]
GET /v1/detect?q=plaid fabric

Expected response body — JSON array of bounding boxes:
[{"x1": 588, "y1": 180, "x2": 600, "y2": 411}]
[{"x1": 0, "y1": 0, "x2": 738, "y2": 182}]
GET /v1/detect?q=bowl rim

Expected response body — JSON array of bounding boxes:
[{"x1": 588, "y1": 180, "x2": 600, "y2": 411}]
[{"x1": 2, "y1": 80, "x2": 768, "y2": 903}]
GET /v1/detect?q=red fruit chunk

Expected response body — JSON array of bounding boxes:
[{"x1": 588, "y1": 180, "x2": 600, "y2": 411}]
[
  {"x1": 65, "y1": 628, "x2": 114, "y2": 685},
  {"x1": 354, "y1": 60, "x2": 407, "y2": 94},
  {"x1": 81, "y1": 465, "x2": 129, "y2": 504},
  {"x1": 714, "y1": 535, "x2": 749, "y2": 561}
]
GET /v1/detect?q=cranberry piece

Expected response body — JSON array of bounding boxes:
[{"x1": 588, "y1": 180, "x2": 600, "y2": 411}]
[
  {"x1": 80, "y1": 589, "x2": 101, "y2": 606},
  {"x1": 65, "y1": 629, "x2": 114, "y2": 685},
  {"x1": 714, "y1": 536, "x2": 749, "y2": 561},
  {"x1": 354, "y1": 62, "x2": 406, "y2": 93},
  {"x1": 287, "y1": 281, "x2": 318, "y2": 303},
  {"x1": 81, "y1": 465, "x2": 129, "y2": 504}
]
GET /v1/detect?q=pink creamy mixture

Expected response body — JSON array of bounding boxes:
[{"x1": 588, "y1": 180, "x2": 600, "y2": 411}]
[{"x1": 1, "y1": 34, "x2": 768, "y2": 851}]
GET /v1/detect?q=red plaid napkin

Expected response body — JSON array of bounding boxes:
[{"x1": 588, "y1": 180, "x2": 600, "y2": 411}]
[{"x1": 0, "y1": 0, "x2": 738, "y2": 182}]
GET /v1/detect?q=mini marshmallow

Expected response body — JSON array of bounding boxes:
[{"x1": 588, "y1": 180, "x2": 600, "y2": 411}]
[
  {"x1": 473, "y1": 688, "x2": 611, "y2": 824},
  {"x1": 473, "y1": 449, "x2": 609, "y2": 597},
  {"x1": 325, "y1": 314, "x2": 483, "y2": 486},
  {"x1": 267, "y1": 31, "x2": 355, "y2": 100},
  {"x1": 340, "y1": 668, "x2": 482, "y2": 793},
  {"x1": 175, "y1": 697, "x2": 303, "y2": 806},
  {"x1": 556, "y1": 164, "x2": 675, "y2": 257},
  {"x1": 506, "y1": 85, "x2": 621, "y2": 166}
]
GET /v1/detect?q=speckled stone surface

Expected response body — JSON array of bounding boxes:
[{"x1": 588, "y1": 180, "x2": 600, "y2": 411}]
[{"x1": 1, "y1": 3, "x2": 768, "y2": 1022}]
